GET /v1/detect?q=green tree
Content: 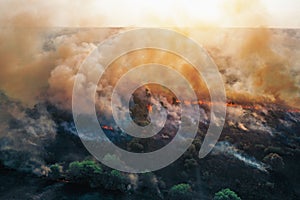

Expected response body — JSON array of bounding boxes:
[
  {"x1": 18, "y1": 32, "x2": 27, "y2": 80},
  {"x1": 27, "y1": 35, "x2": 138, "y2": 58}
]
[
  {"x1": 213, "y1": 188, "x2": 241, "y2": 200},
  {"x1": 168, "y1": 183, "x2": 192, "y2": 200},
  {"x1": 139, "y1": 172, "x2": 157, "y2": 189},
  {"x1": 49, "y1": 163, "x2": 63, "y2": 179},
  {"x1": 102, "y1": 170, "x2": 129, "y2": 192},
  {"x1": 68, "y1": 160, "x2": 102, "y2": 184},
  {"x1": 184, "y1": 158, "x2": 198, "y2": 169}
]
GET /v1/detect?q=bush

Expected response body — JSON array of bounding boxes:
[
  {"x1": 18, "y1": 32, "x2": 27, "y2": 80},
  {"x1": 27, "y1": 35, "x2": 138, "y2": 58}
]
[
  {"x1": 68, "y1": 160, "x2": 102, "y2": 183},
  {"x1": 213, "y1": 188, "x2": 241, "y2": 200},
  {"x1": 102, "y1": 170, "x2": 129, "y2": 192},
  {"x1": 139, "y1": 172, "x2": 158, "y2": 189},
  {"x1": 183, "y1": 144, "x2": 197, "y2": 158},
  {"x1": 127, "y1": 140, "x2": 144, "y2": 152},
  {"x1": 168, "y1": 183, "x2": 192, "y2": 200},
  {"x1": 49, "y1": 163, "x2": 63, "y2": 179},
  {"x1": 66, "y1": 160, "x2": 130, "y2": 192},
  {"x1": 264, "y1": 146, "x2": 285, "y2": 155},
  {"x1": 263, "y1": 153, "x2": 284, "y2": 171},
  {"x1": 69, "y1": 160, "x2": 102, "y2": 174},
  {"x1": 184, "y1": 158, "x2": 198, "y2": 169}
]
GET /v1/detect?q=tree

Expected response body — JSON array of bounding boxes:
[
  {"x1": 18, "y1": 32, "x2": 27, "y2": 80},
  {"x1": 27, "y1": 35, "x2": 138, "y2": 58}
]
[
  {"x1": 67, "y1": 160, "x2": 102, "y2": 184},
  {"x1": 168, "y1": 183, "x2": 192, "y2": 200},
  {"x1": 66, "y1": 160, "x2": 130, "y2": 192},
  {"x1": 102, "y1": 170, "x2": 129, "y2": 192},
  {"x1": 184, "y1": 158, "x2": 198, "y2": 169},
  {"x1": 127, "y1": 139, "x2": 144, "y2": 152},
  {"x1": 263, "y1": 153, "x2": 284, "y2": 171},
  {"x1": 213, "y1": 188, "x2": 241, "y2": 200},
  {"x1": 139, "y1": 172, "x2": 158, "y2": 190},
  {"x1": 49, "y1": 163, "x2": 63, "y2": 179},
  {"x1": 138, "y1": 172, "x2": 162, "y2": 198}
]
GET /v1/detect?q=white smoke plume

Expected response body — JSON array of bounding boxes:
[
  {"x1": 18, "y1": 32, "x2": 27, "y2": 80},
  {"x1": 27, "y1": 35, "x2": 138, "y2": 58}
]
[{"x1": 212, "y1": 141, "x2": 268, "y2": 172}]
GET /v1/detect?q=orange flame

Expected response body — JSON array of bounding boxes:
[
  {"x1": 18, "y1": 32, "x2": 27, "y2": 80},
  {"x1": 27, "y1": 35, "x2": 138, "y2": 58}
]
[
  {"x1": 101, "y1": 125, "x2": 113, "y2": 131},
  {"x1": 147, "y1": 104, "x2": 153, "y2": 113},
  {"x1": 175, "y1": 99, "x2": 300, "y2": 113}
]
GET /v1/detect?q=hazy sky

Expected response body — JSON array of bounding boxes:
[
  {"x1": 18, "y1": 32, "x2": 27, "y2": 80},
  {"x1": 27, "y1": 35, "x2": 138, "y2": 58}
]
[
  {"x1": 0, "y1": 0, "x2": 299, "y2": 27},
  {"x1": 263, "y1": 0, "x2": 300, "y2": 27},
  {"x1": 87, "y1": 0, "x2": 300, "y2": 27}
]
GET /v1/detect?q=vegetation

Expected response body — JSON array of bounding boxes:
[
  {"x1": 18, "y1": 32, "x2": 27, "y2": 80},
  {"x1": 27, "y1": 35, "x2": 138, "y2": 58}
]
[
  {"x1": 101, "y1": 169, "x2": 129, "y2": 192},
  {"x1": 213, "y1": 188, "x2": 241, "y2": 200},
  {"x1": 68, "y1": 160, "x2": 102, "y2": 180},
  {"x1": 49, "y1": 163, "x2": 63, "y2": 179},
  {"x1": 263, "y1": 153, "x2": 284, "y2": 171},
  {"x1": 168, "y1": 183, "x2": 192, "y2": 200},
  {"x1": 184, "y1": 158, "x2": 198, "y2": 169},
  {"x1": 264, "y1": 146, "x2": 285, "y2": 155},
  {"x1": 127, "y1": 139, "x2": 144, "y2": 152}
]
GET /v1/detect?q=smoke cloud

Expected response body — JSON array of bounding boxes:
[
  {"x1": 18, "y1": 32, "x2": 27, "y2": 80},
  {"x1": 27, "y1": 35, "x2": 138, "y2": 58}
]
[
  {"x1": 0, "y1": 92, "x2": 56, "y2": 175},
  {"x1": 0, "y1": 0, "x2": 299, "y2": 176},
  {"x1": 0, "y1": 0, "x2": 299, "y2": 110}
]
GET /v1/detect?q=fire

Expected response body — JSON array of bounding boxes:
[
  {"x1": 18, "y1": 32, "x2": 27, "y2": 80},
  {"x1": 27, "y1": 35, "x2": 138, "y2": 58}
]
[
  {"x1": 147, "y1": 104, "x2": 153, "y2": 113},
  {"x1": 174, "y1": 99, "x2": 300, "y2": 113},
  {"x1": 101, "y1": 125, "x2": 113, "y2": 131},
  {"x1": 287, "y1": 109, "x2": 300, "y2": 113},
  {"x1": 99, "y1": 99, "x2": 299, "y2": 134}
]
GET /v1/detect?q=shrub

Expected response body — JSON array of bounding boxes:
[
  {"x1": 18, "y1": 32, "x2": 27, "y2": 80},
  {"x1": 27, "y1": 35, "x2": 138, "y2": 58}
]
[
  {"x1": 102, "y1": 170, "x2": 129, "y2": 192},
  {"x1": 264, "y1": 146, "x2": 285, "y2": 155},
  {"x1": 127, "y1": 140, "x2": 144, "y2": 152},
  {"x1": 168, "y1": 183, "x2": 192, "y2": 200},
  {"x1": 263, "y1": 153, "x2": 284, "y2": 171},
  {"x1": 183, "y1": 144, "x2": 197, "y2": 158},
  {"x1": 49, "y1": 163, "x2": 63, "y2": 179},
  {"x1": 139, "y1": 172, "x2": 157, "y2": 189},
  {"x1": 69, "y1": 160, "x2": 102, "y2": 174},
  {"x1": 184, "y1": 158, "x2": 198, "y2": 169},
  {"x1": 68, "y1": 160, "x2": 102, "y2": 183},
  {"x1": 213, "y1": 188, "x2": 241, "y2": 200}
]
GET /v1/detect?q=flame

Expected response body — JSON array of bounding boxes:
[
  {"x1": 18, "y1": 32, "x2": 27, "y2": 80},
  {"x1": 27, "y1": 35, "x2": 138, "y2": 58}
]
[
  {"x1": 99, "y1": 99, "x2": 299, "y2": 133},
  {"x1": 147, "y1": 104, "x2": 153, "y2": 113},
  {"x1": 101, "y1": 125, "x2": 113, "y2": 131},
  {"x1": 175, "y1": 100, "x2": 300, "y2": 113}
]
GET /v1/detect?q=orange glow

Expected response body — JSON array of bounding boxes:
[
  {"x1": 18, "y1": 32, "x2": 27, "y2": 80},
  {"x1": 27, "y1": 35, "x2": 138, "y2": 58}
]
[
  {"x1": 175, "y1": 99, "x2": 300, "y2": 113},
  {"x1": 101, "y1": 125, "x2": 114, "y2": 131},
  {"x1": 147, "y1": 104, "x2": 153, "y2": 113}
]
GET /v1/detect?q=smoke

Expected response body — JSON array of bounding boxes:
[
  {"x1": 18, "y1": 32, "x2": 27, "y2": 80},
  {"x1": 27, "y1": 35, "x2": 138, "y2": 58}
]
[
  {"x1": 0, "y1": 27, "x2": 54, "y2": 107},
  {"x1": 0, "y1": 3, "x2": 120, "y2": 174},
  {"x1": 113, "y1": 85, "x2": 208, "y2": 139},
  {"x1": 183, "y1": 0, "x2": 300, "y2": 108},
  {"x1": 239, "y1": 28, "x2": 300, "y2": 108},
  {"x1": 226, "y1": 105, "x2": 277, "y2": 136},
  {"x1": 0, "y1": 0, "x2": 299, "y2": 177},
  {"x1": 0, "y1": 0, "x2": 119, "y2": 109},
  {"x1": 221, "y1": 0, "x2": 267, "y2": 27},
  {"x1": 212, "y1": 141, "x2": 268, "y2": 172},
  {"x1": 0, "y1": 0, "x2": 299, "y2": 110},
  {"x1": 0, "y1": 22, "x2": 119, "y2": 110},
  {"x1": 0, "y1": 92, "x2": 56, "y2": 175}
]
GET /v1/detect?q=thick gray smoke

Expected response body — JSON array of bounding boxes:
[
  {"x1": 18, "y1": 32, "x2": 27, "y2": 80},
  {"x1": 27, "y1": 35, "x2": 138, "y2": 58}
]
[{"x1": 0, "y1": 92, "x2": 56, "y2": 175}]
